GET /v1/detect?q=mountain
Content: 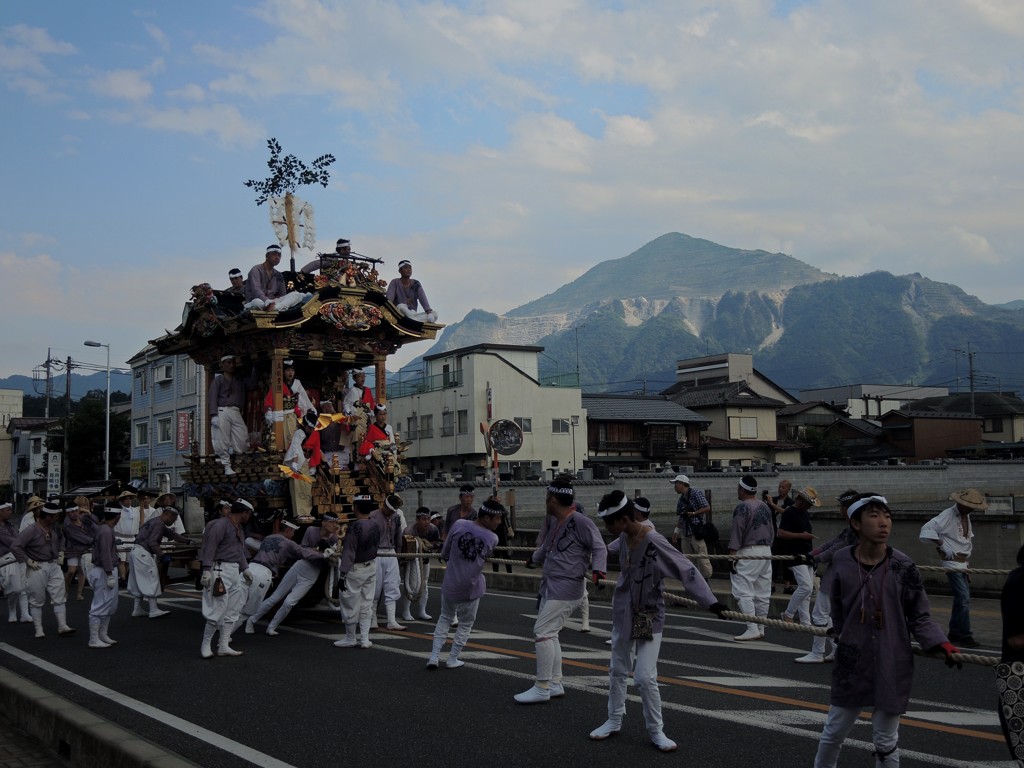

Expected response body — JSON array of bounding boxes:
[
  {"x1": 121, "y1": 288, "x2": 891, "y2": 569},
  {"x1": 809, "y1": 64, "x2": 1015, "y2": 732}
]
[
  {"x1": 0, "y1": 371, "x2": 132, "y2": 399},
  {"x1": 400, "y1": 233, "x2": 1024, "y2": 394}
]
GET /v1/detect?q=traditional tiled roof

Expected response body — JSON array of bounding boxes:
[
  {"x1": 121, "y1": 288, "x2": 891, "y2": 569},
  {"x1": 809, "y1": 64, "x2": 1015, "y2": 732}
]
[
  {"x1": 582, "y1": 394, "x2": 708, "y2": 424},
  {"x1": 663, "y1": 382, "x2": 787, "y2": 409},
  {"x1": 905, "y1": 392, "x2": 1024, "y2": 417}
]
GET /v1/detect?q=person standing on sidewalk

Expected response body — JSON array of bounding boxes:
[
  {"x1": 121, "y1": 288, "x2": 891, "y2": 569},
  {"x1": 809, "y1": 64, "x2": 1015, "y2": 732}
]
[
  {"x1": 669, "y1": 475, "x2": 713, "y2": 581},
  {"x1": 589, "y1": 490, "x2": 726, "y2": 752},
  {"x1": 515, "y1": 476, "x2": 607, "y2": 704},
  {"x1": 87, "y1": 504, "x2": 122, "y2": 648},
  {"x1": 728, "y1": 476, "x2": 774, "y2": 642},
  {"x1": 778, "y1": 486, "x2": 819, "y2": 625},
  {"x1": 794, "y1": 489, "x2": 858, "y2": 664},
  {"x1": 426, "y1": 498, "x2": 503, "y2": 669},
  {"x1": 919, "y1": 488, "x2": 986, "y2": 648}
]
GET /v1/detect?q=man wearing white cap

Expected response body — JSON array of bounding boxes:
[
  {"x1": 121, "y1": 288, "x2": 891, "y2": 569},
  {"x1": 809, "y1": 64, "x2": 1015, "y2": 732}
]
[
  {"x1": 237, "y1": 519, "x2": 325, "y2": 636},
  {"x1": 300, "y1": 238, "x2": 352, "y2": 277},
  {"x1": 386, "y1": 260, "x2": 437, "y2": 323},
  {"x1": 12, "y1": 501, "x2": 75, "y2": 638},
  {"x1": 207, "y1": 354, "x2": 254, "y2": 477},
  {"x1": 244, "y1": 244, "x2": 310, "y2": 312},
  {"x1": 0, "y1": 502, "x2": 32, "y2": 623},
  {"x1": 669, "y1": 474, "x2": 713, "y2": 580},
  {"x1": 225, "y1": 268, "x2": 246, "y2": 296},
  {"x1": 129, "y1": 507, "x2": 194, "y2": 619},
  {"x1": 728, "y1": 475, "x2": 775, "y2": 642},
  {"x1": 919, "y1": 488, "x2": 987, "y2": 648},
  {"x1": 343, "y1": 369, "x2": 376, "y2": 413},
  {"x1": 199, "y1": 499, "x2": 253, "y2": 658}
]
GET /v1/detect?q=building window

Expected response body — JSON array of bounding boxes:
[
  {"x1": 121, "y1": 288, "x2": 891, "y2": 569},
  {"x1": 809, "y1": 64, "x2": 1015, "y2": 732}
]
[
  {"x1": 457, "y1": 409, "x2": 469, "y2": 434},
  {"x1": 514, "y1": 417, "x2": 532, "y2": 433},
  {"x1": 442, "y1": 411, "x2": 454, "y2": 437},
  {"x1": 32, "y1": 437, "x2": 42, "y2": 455},
  {"x1": 157, "y1": 417, "x2": 172, "y2": 444},
  {"x1": 729, "y1": 416, "x2": 758, "y2": 440},
  {"x1": 407, "y1": 418, "x2": 418, "y2": 440},
  {"x1": 552, "y1": 418, "x2": 570, "y2": 434},
  {"x1": 138, "y1": 369, "x2": 148, "y2": 396},
  {"x1": 182, "y1": 358, "x2": 197, "y2": 396},
  {"x1": 420, "y1": 414, "x2": 433, "y2": 439},
  {"x1": 984, "y1": 417, "x2": 1004, "y2": 434},
  {"x1": 136, "y1": 422, "x2": 149, "y2": 447},
  {"x1": 155, "y1": 363, "x2": 174, "y2": 384}
]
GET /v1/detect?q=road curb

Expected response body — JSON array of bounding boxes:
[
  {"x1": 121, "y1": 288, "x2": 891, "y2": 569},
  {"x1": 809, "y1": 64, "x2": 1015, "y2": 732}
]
[{"x1": 0, "y1": 667, "x2": 197, "y2": 768}]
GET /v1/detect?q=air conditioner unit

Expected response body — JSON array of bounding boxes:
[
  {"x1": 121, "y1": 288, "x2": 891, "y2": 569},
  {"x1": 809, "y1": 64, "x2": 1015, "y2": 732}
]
[{"x1": 154, "y1": 365, "x2": 173, "y2": 384}]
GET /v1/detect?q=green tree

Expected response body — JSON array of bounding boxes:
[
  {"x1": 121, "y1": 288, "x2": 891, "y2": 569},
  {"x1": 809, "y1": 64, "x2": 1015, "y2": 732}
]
[{"x1": 801, "y1": 426, "x2": 846, "y2": 465}]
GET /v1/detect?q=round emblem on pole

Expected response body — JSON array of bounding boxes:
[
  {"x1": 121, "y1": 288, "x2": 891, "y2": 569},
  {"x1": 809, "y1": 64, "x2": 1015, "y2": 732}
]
[{"x1": 488, "y1": 419, "x2": 524, "y2": 456}]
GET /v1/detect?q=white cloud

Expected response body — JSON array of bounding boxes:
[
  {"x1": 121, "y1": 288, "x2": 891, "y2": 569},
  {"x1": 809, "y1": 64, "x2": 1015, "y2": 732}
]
[
  {"x1": 90, "y1": 69, "x2": 153, "y2": 101},
  {"x1": 141, "y1": 103, "x2": 264, "y2": 147},
  {"x1": 143, "y1": 22, "x2": 171, "y2": 52},
  {"x1": 167, "y1": 83, "x2": 205, "y2": 102}
]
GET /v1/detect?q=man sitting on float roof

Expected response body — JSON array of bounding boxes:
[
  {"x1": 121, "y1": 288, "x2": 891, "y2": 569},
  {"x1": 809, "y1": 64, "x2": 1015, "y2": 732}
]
[
  {"x1": 300, "y1": 237, "x2": 352, "y2": 275},
  {"x1": 386, "y1": 259, "x2": 437, "y2": 323},
  {"x1": 244, "y1": 244, "x2": 310, "y2": 312}
]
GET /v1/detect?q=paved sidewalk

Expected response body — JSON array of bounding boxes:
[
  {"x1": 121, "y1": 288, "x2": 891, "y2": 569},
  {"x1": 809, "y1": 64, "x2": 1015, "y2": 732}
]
[{"x1": 0, "y1": 712, "x2": 68, "y2": 768}]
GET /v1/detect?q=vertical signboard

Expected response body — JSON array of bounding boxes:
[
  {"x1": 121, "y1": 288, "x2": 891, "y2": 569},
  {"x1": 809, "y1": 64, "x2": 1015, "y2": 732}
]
[
  {"x1": 176, "y1": 412, "x2": 191, "y2": 451},
  {"x1": 46, "y1": 451, "x2": 61, "y2": 494}
]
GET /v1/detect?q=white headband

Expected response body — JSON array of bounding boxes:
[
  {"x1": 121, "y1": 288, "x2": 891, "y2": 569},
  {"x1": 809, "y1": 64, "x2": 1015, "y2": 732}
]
[
  {"x1": 847, "y1": 495, "x2": 888, "y2": 518},
  {"x1": 283, "y1": 520, "x2": 299, "y2": 530},
  {"x1": 234, "y1": 499, "x2": 254, "y2": 512},
  {"x1": 547, "y1": 484, "x2": 574, "y2": 496},
  {"x1": 598, "y1": 496, "x2": 630, "y2": 518},
  {"x1": 633, "y1": 501, "x2": 650, "y2": 514},
  {"x1": 385, "y1": 498, "x2": 400, "y2": 513},
  {"x1": 738, "y1": 479, "x2": 756, "y2": 492}
]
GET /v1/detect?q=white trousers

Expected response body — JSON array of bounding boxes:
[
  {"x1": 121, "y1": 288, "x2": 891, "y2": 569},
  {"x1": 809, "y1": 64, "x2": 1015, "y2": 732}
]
[
  {"x1": 214, "y1": 406, "x2": 249, "y2": 463},
  {"x1": 88, "y1": 566, "x2": 119, "y2": 618},
  {"x1": 808, "y1": 573, "x2": 833, "y2": 657},
  {"x1": 127, "y1": 548, "x2": 162, "y2": 599},
  {"x1": 784, "y1": 563, "x2": 814, "y2": 623},
  {"x1": 252, "y1": 559, "x2": 319, "y2": 628},
  {"x1": 201, "y1": 562, "x2": 245, "y2": 625},
  {"x1": 430, "y1": 595, "x2": 480, "y2": 659},
  {"x1": 240, "y1": 563, "x2": 274, "y2": 617},
  {"x1": 374, "y1": 553, "x2": 401, "y2": 605},
  {"x1": 814, "y1": 706, "x2": 900, "y2": 767},
  {"x1": 533, "y1": 597, "x2": 582, "y2": 683},
  {"x1": 730, "y1": 545, "x2": 772, "y2": 633},
  {"x1": 26, "y1": 561, "x2": 66, "y2": 608},
  {"x1": 608, "y1": 625, "x2": 665, "y2": 735},
  {"x1": 339, "y1": 561, "x2": 377, "y2": 625},
  {"x1": 0, "y1": 561, "x2": 25, "y2": 595}
]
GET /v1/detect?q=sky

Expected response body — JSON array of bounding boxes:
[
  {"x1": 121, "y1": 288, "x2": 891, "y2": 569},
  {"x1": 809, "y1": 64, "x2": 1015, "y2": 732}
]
[{"x1": 2, "y1": 0, "x2": 1023, "y2": 379}]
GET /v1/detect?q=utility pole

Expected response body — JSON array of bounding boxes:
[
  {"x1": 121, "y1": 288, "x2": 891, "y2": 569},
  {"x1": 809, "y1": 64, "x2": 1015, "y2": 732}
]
[
  {"x1": 64, "y1": 356, "x2": 73, "y2": 491},
  {"x1": 952, "y1": 345, "x2": 977, "y2": 416},
  {"x1": 45, "y1": 348, "x2": 53, "y2": 418}
]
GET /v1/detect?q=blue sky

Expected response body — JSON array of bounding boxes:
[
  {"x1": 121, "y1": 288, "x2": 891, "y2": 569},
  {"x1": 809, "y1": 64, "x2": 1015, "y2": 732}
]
[{"x1": 3, "y1": 0, "x2": 1023, "y2": 377}]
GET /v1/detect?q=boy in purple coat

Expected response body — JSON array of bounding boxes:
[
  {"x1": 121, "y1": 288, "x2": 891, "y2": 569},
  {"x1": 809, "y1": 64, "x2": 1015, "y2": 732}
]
[
  {"x1": 590, "y1": 491, "x2": 725, "y2": 752},
  {"x1": 426, "y1": 498, "x2": 503, "y2": 670},
  {"x1": 814, "y1": 493, "x2": 960, "y2": 767}
]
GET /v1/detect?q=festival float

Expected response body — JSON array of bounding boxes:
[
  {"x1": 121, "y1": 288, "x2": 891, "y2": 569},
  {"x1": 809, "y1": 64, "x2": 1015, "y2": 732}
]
[{"x1": 150, "y1": 140, "x2": 442, "y2": 525}]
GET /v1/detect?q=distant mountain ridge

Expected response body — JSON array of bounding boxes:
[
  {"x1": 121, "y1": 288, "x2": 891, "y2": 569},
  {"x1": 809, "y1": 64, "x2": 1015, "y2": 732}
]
[
  {"x1": 0, "y1": 371, "x2": 131, "y2": 399},
  {"x1": 407, "y1": 233, "x2": 1024, "y2": 393}
]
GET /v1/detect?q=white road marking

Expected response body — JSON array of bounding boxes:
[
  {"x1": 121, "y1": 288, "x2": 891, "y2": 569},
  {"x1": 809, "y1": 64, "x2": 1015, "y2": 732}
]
[
  {"x1": 0, "y1": 644, "x2": 298, "y2": 768},
  {"x1": 904, "y1": 711, "x2": 1001, "y2": 727},
  {"x1": 680, "y1": 675, "x2": 815, "y2": 688}
]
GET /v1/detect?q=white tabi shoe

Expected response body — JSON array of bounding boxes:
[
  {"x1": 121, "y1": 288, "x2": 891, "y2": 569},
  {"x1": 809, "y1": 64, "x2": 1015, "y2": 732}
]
[
  {"x1": 548, "y1": 682, "x2": 565, "y2": 698},
  {"x1": 131, "y1": 600, "x2": 147, "y2": 618},
  {"x1": 734, "y1": 628, "x2": 762, "y2": 642},
  {"x1": 426, "y1": 656, "x2": 439, "y2": 670},
  {"x1": 514, "y1": 685, "x2": 551, "y2": 704},
  {"x1": 334, "y1": 635, "x2": 358, "y2": 648},
  {"x1": 148, "y1": 609, "x2": 170, "y2": 619},
  {"x1": 446, "y1": 658, "x2": 465, "y2": 669},
  {"x1": 794, "y1": 653, "x2": 826, "y2": 664},
  {"x1": 589, "y1": 720, "x2": 621, "y2": 740},
  {"x1": 244, "y1": 618, "x2": 256, "y2": 634},
  {"x1": 650, "y1": 732, "x2": 678, "y2": 752}
]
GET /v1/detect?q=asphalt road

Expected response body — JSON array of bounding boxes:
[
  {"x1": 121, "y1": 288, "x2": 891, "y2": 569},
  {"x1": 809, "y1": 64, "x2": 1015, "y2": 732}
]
[{"x1": 0, "y1": 585, "x2": 1013, "y2": 768}]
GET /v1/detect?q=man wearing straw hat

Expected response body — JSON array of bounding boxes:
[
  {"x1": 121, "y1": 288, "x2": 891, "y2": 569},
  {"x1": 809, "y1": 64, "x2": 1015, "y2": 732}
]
[{"x1": 919, "y1": 488, "x2": 987, "y2": 649}]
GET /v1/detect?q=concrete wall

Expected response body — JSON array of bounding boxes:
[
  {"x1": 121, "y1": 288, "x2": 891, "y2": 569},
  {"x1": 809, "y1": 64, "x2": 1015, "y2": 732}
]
[{"x1": 401, "y1": 460, "x2": 1024, "y2": 592}]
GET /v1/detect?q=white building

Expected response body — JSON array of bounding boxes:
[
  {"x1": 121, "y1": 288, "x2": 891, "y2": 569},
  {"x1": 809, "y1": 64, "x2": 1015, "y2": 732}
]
[
  {"x1": 388, "y1": 344, "x2": 586, "y2": 481},
  {"x1": 7, "y1": 416, "x2": 60, "y2": 502},
  {"x1": 800, "y1": 384, "x2": 949, "y2": 420},
  {"x1": 127, "y1": 345, "x2": 206, "y2": 490},
  {"x1": 0, "y1": 388, "x2": 23, "y2": 490}
]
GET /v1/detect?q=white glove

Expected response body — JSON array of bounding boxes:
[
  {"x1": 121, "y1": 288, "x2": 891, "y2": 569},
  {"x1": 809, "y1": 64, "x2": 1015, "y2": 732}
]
[
  {"x1": 309, "y1": 466, "x2": 316, "y2": 477},
  {"x1": 106, "y1": 574, "x2": 116, "y2": 589},
  {"x1": 200, "y1": 571, "x2": 212, "y2": 589},
  {"x1": 57, "y1": 552, "x2": 65, "y2": 566},
  {"x1": 27, "y1": 559, "x2": 40, "y2": 570},
  {"x1": 264, "y1": 409, "x2": 273, "y2": 425},
  {"x1": 322, "y1": 546, "x2": 337, "y2": 558},
  {"x1": 0, "y1": 553, "x2": 15, "y2": 567},
  {"x1": 242, "y1": 569, "x2": 253, "y2": 585},
  {"x1": 211, "y1": 416, "x2": 219, "y2": 429}
]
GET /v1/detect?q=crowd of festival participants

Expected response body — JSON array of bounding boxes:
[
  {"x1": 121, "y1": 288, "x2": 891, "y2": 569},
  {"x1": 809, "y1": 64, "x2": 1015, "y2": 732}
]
[{"x1": 3, "y1": 472, "x2": 1023, "y2": 764}]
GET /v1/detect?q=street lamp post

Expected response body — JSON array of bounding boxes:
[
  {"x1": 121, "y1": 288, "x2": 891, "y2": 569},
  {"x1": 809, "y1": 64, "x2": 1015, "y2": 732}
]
[
  {"x1": 570, "y1": 414, "x2": 580, "y2": 476},
  {"x1": 84, "y1": 340, "x2": 110, "y2": 481}
]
